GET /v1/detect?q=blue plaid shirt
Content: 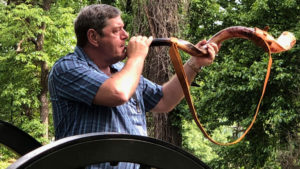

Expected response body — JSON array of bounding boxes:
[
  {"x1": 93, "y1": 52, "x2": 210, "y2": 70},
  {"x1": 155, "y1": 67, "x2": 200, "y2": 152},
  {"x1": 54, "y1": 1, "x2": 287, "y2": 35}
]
[{"x1": 48, "y1": 46, "x2": 163, "y2": 168}]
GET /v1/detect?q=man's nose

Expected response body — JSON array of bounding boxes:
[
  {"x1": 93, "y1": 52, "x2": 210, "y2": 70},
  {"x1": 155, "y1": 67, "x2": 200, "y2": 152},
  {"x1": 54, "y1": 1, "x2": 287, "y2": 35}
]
[{"x1": 122, "y1": 29, "x2": 129, "y2": 39}]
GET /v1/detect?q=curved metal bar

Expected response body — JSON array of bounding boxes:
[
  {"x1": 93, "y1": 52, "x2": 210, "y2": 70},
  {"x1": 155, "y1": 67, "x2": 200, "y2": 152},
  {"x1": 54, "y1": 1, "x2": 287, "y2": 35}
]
[
  {"x1": 0, "y1": 120, "x2": 42, "y2": 156},
  {"x1": 8, "y1": 133, "x2": 210, "y2": 169}
]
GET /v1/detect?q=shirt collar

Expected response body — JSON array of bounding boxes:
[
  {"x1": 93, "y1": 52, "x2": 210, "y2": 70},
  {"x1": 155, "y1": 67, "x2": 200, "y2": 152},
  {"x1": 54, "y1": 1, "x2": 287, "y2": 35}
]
[
  {"x1": 74, "y1": 46, "x2": 99, "y2": 71},
  {"x1": 74, "y1": 46, "x2": 122, "y2": 73}
]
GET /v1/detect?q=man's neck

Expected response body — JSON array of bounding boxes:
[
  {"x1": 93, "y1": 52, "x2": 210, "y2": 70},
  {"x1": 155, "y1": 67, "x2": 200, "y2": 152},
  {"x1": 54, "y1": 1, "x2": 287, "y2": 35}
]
[{"x1": 83, "y1": 45, "x2": 112, "y2": 76}]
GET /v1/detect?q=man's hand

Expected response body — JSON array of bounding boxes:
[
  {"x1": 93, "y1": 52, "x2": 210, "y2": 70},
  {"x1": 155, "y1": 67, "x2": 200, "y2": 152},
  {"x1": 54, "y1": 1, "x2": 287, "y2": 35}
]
[
  {"x1": 191, "y1": 40, "x2": 220, "y2": 68},
  {"x1": 126, "y1": 36, "x2": 153, "y2": 60}
]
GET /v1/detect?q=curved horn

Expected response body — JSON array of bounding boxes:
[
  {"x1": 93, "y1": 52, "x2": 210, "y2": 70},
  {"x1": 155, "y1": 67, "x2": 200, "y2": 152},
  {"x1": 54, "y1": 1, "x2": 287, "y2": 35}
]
[{"x1": 150, "y1": 26, "x2": 296, "y2": 56}]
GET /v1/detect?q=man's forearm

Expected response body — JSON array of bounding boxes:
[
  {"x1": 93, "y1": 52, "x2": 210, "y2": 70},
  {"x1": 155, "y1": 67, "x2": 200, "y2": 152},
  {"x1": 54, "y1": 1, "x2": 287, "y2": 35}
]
[
  {"x1": 151, "y1": 59, "x2": 200, "y2": 113},
  {"x1": 93, "y1": 57, "x2": 145, "y2": 106}
]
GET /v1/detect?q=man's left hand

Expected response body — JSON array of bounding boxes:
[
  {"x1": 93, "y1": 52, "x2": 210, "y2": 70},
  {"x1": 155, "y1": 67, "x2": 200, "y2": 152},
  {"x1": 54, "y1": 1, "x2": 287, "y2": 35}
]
[{"x1": 191, "y1": 40, "x2": 220, "y2": 68}]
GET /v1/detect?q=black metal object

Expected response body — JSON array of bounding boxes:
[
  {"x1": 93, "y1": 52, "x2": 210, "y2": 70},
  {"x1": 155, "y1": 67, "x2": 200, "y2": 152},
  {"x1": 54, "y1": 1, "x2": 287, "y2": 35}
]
[
  {"x1": 0, "y1": 120, "x2": 42, "y2": 156},
  {"x1": 8, "y1": 133, "x2": 211, "y2": 169}
]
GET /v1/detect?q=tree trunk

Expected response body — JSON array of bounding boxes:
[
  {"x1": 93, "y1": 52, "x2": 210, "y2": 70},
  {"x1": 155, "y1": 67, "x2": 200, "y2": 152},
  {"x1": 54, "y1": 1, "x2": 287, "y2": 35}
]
[
  {"x1": 35, "y1": 0, "x2": 52, "y2": 140},
  {"x1": 133, "y1": 0, "x2": 182, "y2": 146},
  {"x1": 38, "y1": 60, "x2": 49, "y2": 139}
]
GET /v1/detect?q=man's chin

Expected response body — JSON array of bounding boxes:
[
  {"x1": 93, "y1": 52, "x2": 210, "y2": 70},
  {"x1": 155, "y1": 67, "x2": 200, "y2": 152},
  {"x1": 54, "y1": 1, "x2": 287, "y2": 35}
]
[
  {"x1": 120, "y1": 52, "x2": 127, "y2": 61},
  {"x1": 113, "y1": 54, "x2": 127, "y2": 63}
]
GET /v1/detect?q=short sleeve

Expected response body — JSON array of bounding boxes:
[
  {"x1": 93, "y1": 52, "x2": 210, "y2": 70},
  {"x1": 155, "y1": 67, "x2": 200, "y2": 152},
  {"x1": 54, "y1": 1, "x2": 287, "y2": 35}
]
[
  {"x1": 49, "y1": 57, "x2": 107, "y2": 106},
  {"x1": 141, "y1": 77, "x2": 163, "y2": 111}
]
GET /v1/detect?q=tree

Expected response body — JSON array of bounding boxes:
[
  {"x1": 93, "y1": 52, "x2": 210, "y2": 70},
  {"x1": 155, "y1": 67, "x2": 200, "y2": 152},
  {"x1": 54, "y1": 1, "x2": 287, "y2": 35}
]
[
  {"x1": 123, "y1": 0, "x2": 184, "y2": 146},
  {"x1": 0, "y1": 0, "x2": 76, "y2": 140}
]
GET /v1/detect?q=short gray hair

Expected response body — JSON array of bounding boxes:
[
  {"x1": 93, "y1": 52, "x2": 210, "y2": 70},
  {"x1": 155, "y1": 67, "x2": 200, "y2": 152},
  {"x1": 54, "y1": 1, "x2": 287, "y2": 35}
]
[{"x1": 74, "y1": 4, "x2": 121, "y2": 47}]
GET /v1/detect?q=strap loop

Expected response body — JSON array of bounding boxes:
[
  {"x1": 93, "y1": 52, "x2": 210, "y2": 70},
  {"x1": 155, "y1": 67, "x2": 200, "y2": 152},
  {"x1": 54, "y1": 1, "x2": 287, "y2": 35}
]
[{"x1": 169, "y1": 37, "x2": 272, "y2": 146}]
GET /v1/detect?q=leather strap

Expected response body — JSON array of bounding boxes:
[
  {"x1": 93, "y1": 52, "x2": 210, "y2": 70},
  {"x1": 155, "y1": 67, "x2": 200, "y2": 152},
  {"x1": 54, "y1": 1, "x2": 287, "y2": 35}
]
[{"x1": 169, "y1": 37, "x2": 272, "y2": 146}]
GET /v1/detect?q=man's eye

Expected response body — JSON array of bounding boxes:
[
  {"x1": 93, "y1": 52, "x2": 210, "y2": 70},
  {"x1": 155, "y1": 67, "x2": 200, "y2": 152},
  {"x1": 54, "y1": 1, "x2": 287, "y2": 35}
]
[{"x1": 113, "y1": 28, "x2": 121, "y2": 33}]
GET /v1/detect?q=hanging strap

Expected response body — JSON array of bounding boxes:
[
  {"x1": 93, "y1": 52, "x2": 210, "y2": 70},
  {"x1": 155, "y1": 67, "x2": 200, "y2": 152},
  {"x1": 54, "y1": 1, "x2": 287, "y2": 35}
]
[{"x1": 169, "y1": 37, "x2": 272, "y2": 146}]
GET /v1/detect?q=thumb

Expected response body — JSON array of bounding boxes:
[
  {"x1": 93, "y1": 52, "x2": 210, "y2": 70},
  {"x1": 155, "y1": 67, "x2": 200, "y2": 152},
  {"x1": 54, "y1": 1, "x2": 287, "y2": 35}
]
[{"x1": 196, "y1": 39, "x2": 207, "y2": 48}]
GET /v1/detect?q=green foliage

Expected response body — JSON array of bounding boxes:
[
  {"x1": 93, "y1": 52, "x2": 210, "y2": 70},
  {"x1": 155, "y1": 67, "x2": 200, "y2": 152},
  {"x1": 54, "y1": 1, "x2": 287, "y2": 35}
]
[
  {"x1": 0, "y1": 0, "x2": 77, "y2": 162},
  {"x1": 19, "y1": 117, "x2": 49, "y2": 144},
  {"x1": 0, "y1": 144, "x2": 17, "y2": 168},
  {"x1": 0, "y1": 158, "x2": 13, "y2": 169},
  {"x1": 182, "y1": 119, "x2": 231, "y2": 163},
  {"x1": 0, "y1": 145, "x2": 17, "y2": 162},
  {"x1": 115, "y1": 0, "x2": 134, "y2": 33},
  {"x1": 0, "y1": 1, "x2": 76, "y2": 118},
  {"x1": 184, "y1": 0, "x2": 223, "y2": 44}
]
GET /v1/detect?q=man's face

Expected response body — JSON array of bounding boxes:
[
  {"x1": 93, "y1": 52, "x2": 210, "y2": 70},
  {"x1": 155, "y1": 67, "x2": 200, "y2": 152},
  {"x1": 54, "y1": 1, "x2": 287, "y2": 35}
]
[{"x1": 97, "y1": 15, "x2": 129, "y2": 63}]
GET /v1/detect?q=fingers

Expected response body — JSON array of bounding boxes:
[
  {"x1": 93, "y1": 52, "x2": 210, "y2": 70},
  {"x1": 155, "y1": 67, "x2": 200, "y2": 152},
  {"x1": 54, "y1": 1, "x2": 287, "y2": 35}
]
[
  {"x1": 195, "y1": 40, "x2": 221, "y2": 53},
  {"x1": 207, "y1": 42, "x2": 219, "y2": 57},
  {"x1": 195, "y1": 41, "x2": 219, "y2": 57},
  {"x1": 131, "y1": 36, "x2": 153, "y2": 46},
  {"x1": 127, "y1": 35, "x2": 153, "y2": 60},
  {"x1": 190, "y1": 41, "x2": 219, "y2": 67},
  {"x1": 195, "y1": 39, "x2": 207, "y2": 48},
  {"x1": 146, "y1": 36, "x2": 153, "y2": 46}
]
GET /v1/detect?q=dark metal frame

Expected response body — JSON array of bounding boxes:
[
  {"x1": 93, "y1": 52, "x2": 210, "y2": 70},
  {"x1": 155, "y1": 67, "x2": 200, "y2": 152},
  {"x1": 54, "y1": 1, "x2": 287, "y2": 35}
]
[
  {"x1": 0, "y1": 120, "x2": 42, "y2": 156},
  {"x1": 8, "y1": 133, "x2": 211, "y2": 169},
  {"x1": 0, "y1": 120, "x2": 210, "y2": 169}
]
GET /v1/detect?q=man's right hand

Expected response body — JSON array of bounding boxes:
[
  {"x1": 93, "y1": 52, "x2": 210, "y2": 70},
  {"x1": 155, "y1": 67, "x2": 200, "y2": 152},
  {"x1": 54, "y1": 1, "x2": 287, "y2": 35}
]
[
  {"x1": 93, "y1": 36, "x2": 153, "y2": 107},
  {"x1": 126, "y1": 36, "x2": 153, "y2": 60}
]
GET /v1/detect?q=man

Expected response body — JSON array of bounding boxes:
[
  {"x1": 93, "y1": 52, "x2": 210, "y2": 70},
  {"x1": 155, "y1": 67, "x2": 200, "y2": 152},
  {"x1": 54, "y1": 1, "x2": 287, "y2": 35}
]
[{"x1": 48, "y1": 4, "x2": 219, "y2": 169}]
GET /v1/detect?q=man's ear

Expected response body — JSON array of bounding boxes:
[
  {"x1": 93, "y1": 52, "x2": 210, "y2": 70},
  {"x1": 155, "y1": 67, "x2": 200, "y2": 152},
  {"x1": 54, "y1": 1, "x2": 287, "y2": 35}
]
[{"x1": 87, "y1": 29, "x2": 100, "y2": 47}]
